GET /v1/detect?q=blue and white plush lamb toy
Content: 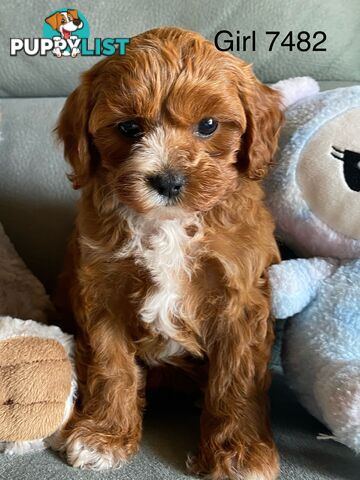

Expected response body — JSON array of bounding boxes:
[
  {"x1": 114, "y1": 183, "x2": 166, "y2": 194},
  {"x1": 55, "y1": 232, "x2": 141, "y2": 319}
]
[{"x1": 266, "y1": 78, "x2": 360, "y2": 453}]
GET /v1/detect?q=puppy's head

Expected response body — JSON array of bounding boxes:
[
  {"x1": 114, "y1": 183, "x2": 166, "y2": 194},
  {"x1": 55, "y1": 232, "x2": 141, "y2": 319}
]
[
  {"x1": 56, "y1": 27, "x2": 282, "y2": 214},
  {"x1": 45, "y1": 10, "x2": 82, "y2": 38}
]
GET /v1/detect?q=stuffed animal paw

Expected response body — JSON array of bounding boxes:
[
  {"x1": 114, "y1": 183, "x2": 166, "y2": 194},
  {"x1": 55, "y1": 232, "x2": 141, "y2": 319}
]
[
  {"x1": 0, "y1": 318, "x2": 75, "y2": 454},
  {"x1": 0, "y1": 222, "x2": 76, "y2": 454}
]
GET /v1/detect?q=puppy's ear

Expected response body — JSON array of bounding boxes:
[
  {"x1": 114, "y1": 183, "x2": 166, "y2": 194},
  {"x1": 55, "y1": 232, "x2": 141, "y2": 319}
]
[
  {"x1": 56, "y1": 81, "x2": 98, "y2": 189},
  {"x1": 67, "y1": 9, "x2": 79, "y2": 20},
  {"x1": 45, "y1": 12, "x2": 61, "y2": 31},
  {"x1": 234, "y1": 61, "x2": 283, "y2": 179}
]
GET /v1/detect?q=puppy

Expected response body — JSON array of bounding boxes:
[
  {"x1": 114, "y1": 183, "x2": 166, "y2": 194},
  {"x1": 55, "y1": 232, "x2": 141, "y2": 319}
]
[
  {"x1": 55, "y1": 27, "x2": 283, "y2": 479},
  {"x1": 45, "y1": 9, "x2": 83, "y2": 57}
]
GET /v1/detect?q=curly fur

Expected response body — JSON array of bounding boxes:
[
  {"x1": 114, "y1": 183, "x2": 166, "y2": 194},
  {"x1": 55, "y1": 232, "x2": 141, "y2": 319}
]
[{"x1": 54, "y1": 27, "x2": 282, "y2": 479}]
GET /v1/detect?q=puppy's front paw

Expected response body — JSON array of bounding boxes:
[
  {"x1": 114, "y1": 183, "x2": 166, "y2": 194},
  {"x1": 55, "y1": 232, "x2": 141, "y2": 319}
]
[
  {"x1": 187, "y1": 440, "x2": 279, "y2": 480},
  {"x1": 57, "y1": 419, "x2": 140, "y2": 470},
  {"x1": 66, "y1": 438, "x2": 125, "y2": 470}
]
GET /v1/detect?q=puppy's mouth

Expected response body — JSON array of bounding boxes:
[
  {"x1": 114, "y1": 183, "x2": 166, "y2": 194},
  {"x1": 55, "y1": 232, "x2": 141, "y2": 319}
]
[{"x1": 62, "y1": 28, "x2": 71, "y2": 40}]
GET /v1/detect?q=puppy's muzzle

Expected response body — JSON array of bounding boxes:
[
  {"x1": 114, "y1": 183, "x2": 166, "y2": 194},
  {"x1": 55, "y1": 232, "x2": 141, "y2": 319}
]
[{"x1": 148, "y1": 171, "x2": 186, "y2": 199}]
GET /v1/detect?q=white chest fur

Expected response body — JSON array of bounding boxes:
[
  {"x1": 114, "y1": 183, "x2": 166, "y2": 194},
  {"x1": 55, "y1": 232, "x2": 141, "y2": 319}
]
[
  {"x1": 138, "y1": 218, "x2": 191, "y2": 337},
  {"x1": 116, "y1": 210, "x2": 202, "y2": 362}
]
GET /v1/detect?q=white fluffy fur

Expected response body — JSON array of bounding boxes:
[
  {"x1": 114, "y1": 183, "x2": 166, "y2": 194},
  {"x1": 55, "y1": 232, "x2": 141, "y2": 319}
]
[
  {"x1": 0, "y1": 316, "x2": 73, "y2": 353},
  {"x1": 132, "y1": 126, "x2": 168, "y2": 170},
  {"x1": 138, "y1": 218, "x2": 193, "y2": 337},
  {"x1": 65, "y1": 439, "x2": 124, "y2": 470},
  {"x1": 0, "y1": 439, "x2": 46, "y2": 455},
  {"x1": 130, "y1": 127, "x2": 172, "y2": 207},
  {"x1": 272, "y1": 76, "x2": 320, "y2": 109},
  {"x1": 115, "y1": 208, "x2": 203, "y2": 363}
]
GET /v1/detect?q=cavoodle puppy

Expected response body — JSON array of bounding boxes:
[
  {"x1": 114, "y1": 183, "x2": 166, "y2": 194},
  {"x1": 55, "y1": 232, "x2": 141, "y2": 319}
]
[{"x1": 55, "y1": 26, "x2": 283, "y2": 480}]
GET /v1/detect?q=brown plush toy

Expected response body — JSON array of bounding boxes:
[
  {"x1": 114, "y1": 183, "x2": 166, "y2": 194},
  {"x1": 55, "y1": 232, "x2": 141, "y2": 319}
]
[{"x1": 0, "y1": 222, "x2": 76, "y2": 454}]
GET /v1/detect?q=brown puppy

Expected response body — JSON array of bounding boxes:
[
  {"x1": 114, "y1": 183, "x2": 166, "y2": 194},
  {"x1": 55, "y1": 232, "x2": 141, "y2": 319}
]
[{"x1": 55, "y1": 27, "x2": 282, "y2": 479}]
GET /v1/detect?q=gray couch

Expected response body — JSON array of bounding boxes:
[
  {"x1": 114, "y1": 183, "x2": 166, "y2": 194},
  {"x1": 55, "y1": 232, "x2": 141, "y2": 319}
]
[{"x1": 1, "y1": 1, "x2": 360, "y2": 478}]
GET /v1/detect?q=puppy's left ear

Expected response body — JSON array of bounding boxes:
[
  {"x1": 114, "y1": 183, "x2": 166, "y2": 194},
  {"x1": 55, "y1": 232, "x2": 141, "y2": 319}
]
[
  {"x1": 234, "y1": 62, "x2": 283, "y2": 179},
  {"x1": 55, "y1": 76, "x2": 98, "y2": 190}
]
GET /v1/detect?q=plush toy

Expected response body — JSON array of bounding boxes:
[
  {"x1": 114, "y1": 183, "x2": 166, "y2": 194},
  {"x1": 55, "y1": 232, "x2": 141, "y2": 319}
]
[
  {"x1": 0, "y1": 222, "x2": 76, "y2": 454},
  {"x1": 266, "y1": 78, "x2": 360, "y2": 453}
]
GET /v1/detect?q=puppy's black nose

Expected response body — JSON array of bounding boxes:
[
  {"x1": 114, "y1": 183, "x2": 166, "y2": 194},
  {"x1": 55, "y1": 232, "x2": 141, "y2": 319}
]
[
  {"x1": 148, "y1": 171, "x2": 186, "y2": 198},
  {"x1": 73, "y1": 18, "x2": 81, "y2": 26}
]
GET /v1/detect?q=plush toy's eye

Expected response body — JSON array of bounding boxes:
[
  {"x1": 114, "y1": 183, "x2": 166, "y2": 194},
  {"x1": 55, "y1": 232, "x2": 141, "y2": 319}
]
[
  {"x1": 117, "y1": 120, "x2": 143, "y2": 139},
  {"x1": 195, "y1": 118, "x2": 219, "y2": 138},
  {"x1": 331, "y1": 146, "x2": 360, "y2": 192}
]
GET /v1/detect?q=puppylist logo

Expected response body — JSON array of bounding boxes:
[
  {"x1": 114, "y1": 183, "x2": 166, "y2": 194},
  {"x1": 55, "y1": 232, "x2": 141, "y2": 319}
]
[{"x1": 10, "y1": 9, "x2": 130, "y2": 57}]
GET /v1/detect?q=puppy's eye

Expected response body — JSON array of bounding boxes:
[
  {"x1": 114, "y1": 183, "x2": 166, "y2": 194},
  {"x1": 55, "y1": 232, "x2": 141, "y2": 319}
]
[
  {"x1": 61, "y1": 18, "x2": 66, "y2": 24},
  {"x1": 196, "y1": 118, "x2": 218, "y2": 138},
  {"x1": 117, "y1": 120, "x2": 143, "y2": 139}
]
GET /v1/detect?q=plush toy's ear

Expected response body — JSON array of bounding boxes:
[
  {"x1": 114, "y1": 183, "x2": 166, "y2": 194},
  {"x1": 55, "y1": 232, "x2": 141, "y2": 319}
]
[
  {"x1": 272, "y1": 77, "x2": 320, "y2": 109},
  {"x1": 45, "y1": 12, "x2": 61, "y2": 31}
]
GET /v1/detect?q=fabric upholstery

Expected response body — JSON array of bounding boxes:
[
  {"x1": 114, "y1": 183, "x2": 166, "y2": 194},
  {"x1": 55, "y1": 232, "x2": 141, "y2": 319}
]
[
  {"x1": 1, "y1": 0, "x2": 359, "y2": 97},
  {"x1": 0, "y1": 97, "x2": 77, "y2": 290}
]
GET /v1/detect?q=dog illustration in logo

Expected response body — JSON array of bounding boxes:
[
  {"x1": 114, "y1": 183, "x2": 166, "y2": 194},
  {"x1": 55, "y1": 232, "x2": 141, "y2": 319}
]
[{"x1": 45, "y1": 9, "x2": 83, "y2": 58}]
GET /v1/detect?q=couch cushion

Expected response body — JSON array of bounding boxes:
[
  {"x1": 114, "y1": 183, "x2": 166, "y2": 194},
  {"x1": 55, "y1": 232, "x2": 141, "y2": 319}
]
[
  {"x1": 1, "y1": 0, "x2": 359, "y2": 97},
  {"x1": 0, "y1": 97, "x2": 77, "y2": 290}
]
